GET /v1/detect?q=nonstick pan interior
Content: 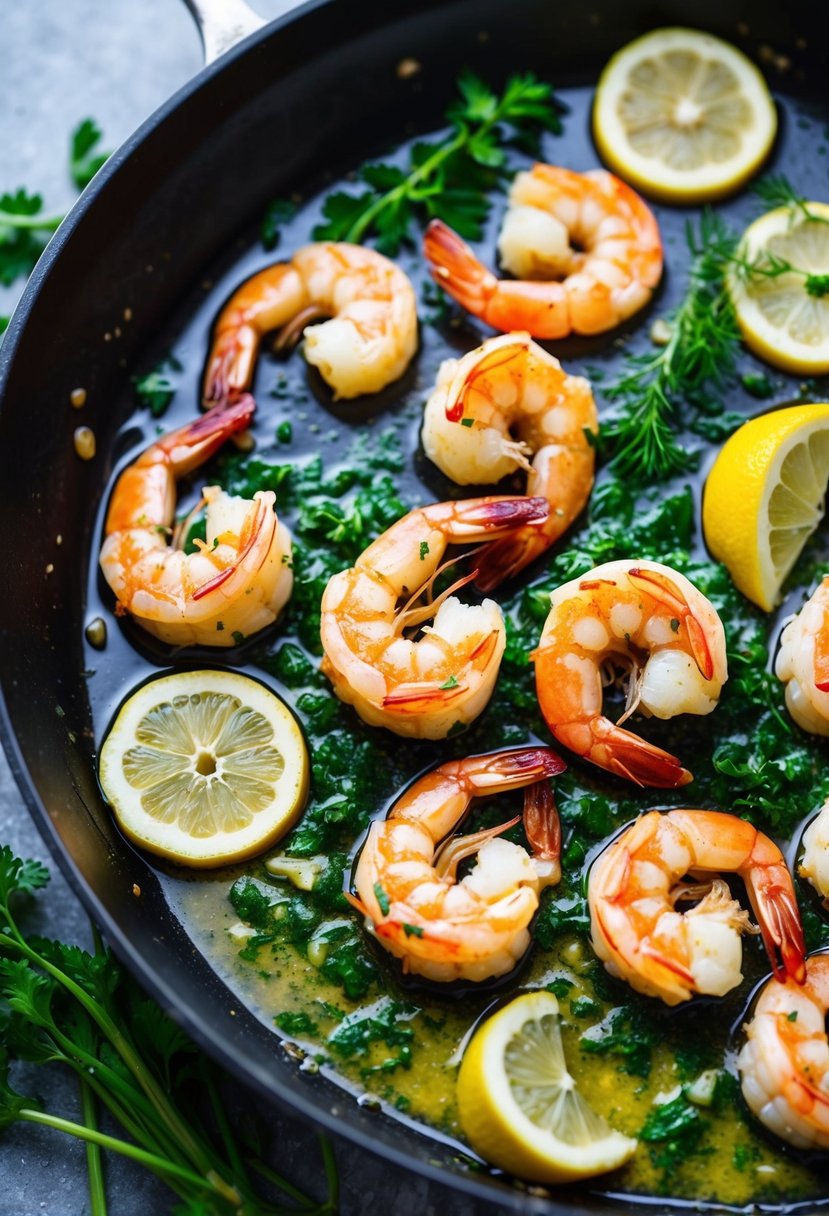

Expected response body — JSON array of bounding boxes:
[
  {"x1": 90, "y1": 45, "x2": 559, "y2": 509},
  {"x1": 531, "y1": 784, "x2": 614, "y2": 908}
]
[{"x1": 0, "y1": 0, "x2": 823, "y2": 1210}]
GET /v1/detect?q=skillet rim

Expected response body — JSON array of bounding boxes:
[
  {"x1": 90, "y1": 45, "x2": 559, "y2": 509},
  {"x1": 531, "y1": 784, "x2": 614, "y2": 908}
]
[{"x1": 0, "y1": 2, "x2": 591, "y2": 1211}]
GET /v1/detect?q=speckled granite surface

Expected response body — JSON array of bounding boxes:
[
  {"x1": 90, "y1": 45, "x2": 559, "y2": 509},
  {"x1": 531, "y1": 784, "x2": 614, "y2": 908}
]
[{"x1": 0, "y1": 4, "x2": 493, "y2": 1212}]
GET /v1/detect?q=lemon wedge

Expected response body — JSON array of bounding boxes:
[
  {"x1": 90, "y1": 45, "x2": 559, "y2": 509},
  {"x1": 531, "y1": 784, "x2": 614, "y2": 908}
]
[
  {"x1": 456, "y1": 991, "x2": 637, "y2": 1182},
  {"x1": 703, "y1": 404, "x2": 829, "y2": 611},
  {"x1": 728, "y1": 203, "x2": 829, "y2": 374},
  {"x1": 99, "y1": 670, "x2": 309, "y2": 867},
  {"x1": 593, "y1": 28, "x2": 776, "y2": 202}
]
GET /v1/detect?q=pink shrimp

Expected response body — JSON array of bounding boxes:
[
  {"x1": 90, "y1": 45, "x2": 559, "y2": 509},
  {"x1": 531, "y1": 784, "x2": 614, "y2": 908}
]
[
  {"x1": 589, "y1": 809, "x2": 806, "y2": 1005},
  {"x1": 352, "y1": 747, "x2": 565, "y2": 982},
  {"x1": 99, "y1": 398, "x2": 292, "y2": 646},
  {"x1": 423, "y1": 164, "x2": 662, "y2": 338},
  {"x1": 533, "y1": 560, "x2": 727, "y2": 787}
]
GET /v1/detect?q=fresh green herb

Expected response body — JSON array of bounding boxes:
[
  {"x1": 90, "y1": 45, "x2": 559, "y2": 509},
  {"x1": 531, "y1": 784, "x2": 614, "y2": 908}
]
[
  {"x1": 0, "y1": 188, "x2": 61, "y2": 286},
  {"x1": 314, "y1": 71, "x2": 562, "y2": 254},
  {"x1": 754, "y1": 172, "x2": 829, "y2": 226},
  {"x1": 731, "y1": 173, "x2": 829, "y2": 297},
  {"x1": 277, "y1": 420, "x2": 293, "y2": 443},
  {"x1": 231, "y1": 630, "x2": 245, "y2": 645},
  {"x1": 546, "y1": 978, "x2": 574, "y2": 999},
  {"x1": 0, "y1": 846, "x2": 337, "y2": 1214},
  {"x1": 0, "y1": 316, "x2": 8, "y2": 339},
  {"x1": 419, "y1": 540, "x2": 430, "y2": 559},
  {"x1": 787, "y1": 1010, "x2": 799, "y2": 1022},
  {"x1": 70, "y1": 119, "x2": 111, "y2": 190},
  {"x1": 260, "y1": 198, "x2": 296, "y2": 251},
  {"x1": 460, "y1": 417, "x2": 474, "y2": 428},
  {"x1": 328, "y1": 998, "x2": 417, "y2": 1076},
  {"x1": 373, "y1": 883, "x2": 390, "y2": 916},
  {"x1": 741, "y1": 371, "x2": 775, "y2": 398},
  {"x1": 132, "y1": 357, "x2": 181, "y2": 417},
  {"x1": 640, "y1": 1091, "x2": 708, "y2": 1186},
  {"x1": 439, "y1": 675, "x2": 459, "y2": 690},
  {"x1": 581, "y1": 1005, "x2": 656, "y2": 1078},
  {"x1": 0, "y1": 119, "x2": 109, "y2": 287},
  {"x1": 402, "y1": 923, "x2": 424, "y2": 939},
  {"x1": 569, "y1": 996, "x2": 600, "y2": 1018},
  {"x1": 601, "y1": 212, "x2": 740, "y2": 480},
  {"x1": 274, "y1": 1010, "x2": 318, "y2": 1036},
  {"x1": 733, "y1": 1142, "x2": 762, "y2": 1171}
]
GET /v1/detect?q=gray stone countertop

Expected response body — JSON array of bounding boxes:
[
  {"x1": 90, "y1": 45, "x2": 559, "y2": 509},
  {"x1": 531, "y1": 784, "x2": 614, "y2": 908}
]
[{"x1": 0, "y1": 3, "x2": 500, "y2": 1212}]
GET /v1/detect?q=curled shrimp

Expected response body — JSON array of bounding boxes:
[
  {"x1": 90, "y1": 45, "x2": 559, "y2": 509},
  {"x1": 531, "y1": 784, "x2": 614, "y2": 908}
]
[
  {"x1": 589, "y1": 809, "x2": 806, "y2": 1006},
  {"x1": 533, "y1": 559, "x2": 727, "y2": 787},
  {"x1": 202, "y1": 243, "x2": 418, "y2": 403},
  {"x1": 99, "y1": 398, "x2": 292, "y2": 647},
  {"x1": 352, "y1": 746, "x2": 565, "y2": 983},
  {"x1": 421, "y1": 332, "x2": 598, "y2": 588},
  {"x1": 775, "y1": 576, "x2": 829, "y2": 735},
  {"x1": 319, "y1": 496, "x2": 549, "y2": 739},
  {"x1": 738, "y1": 954, "x2": 829, "y2": 1149},
  {"x1": 423, "y1": 165, "x2": 662, "y2": 339}
]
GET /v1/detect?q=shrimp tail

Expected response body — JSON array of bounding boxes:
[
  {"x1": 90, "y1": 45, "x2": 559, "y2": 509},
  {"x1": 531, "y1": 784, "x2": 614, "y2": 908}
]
[
  {"x1": 751, "y1": 878, "x2": 807, "y2": 984},
  {"x1": 161, "y1": 394, "x2": 256, "y2": 473},
  {"x1": 474, "y1": 528, "x2": 550, "y2": 592},
  {"x1": 554, "y1": 716, "x2": 692, "y2": 788},
  {"x1": 423, "y1": 219, "x2": 497, "y2": 317},
  {"x1": 448, "y1": 493, "x2": 550, "y2": 536},
  {"x1": 523, "y1": 780, "x2": 561, "y2": 863}
]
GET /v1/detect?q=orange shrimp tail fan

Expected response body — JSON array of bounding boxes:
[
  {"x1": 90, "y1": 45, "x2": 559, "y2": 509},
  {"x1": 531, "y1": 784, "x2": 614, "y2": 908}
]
[
  {"x1": 423, "y1": 219, "x2": 492, "y2": 313},
  {"x1": 755, "y1": 883, "x2": 807, "y2": 984}
]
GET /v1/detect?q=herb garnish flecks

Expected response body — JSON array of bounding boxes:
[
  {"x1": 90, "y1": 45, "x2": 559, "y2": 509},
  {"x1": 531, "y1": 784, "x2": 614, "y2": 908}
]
[{"x1": 312, "y1": 71, "x2": 563, "y2": 254}]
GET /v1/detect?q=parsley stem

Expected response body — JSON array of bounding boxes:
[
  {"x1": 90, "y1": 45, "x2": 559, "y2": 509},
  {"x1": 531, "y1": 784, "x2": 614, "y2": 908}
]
[
  {"x1": 0, "y1": 209, "x2": 63, "y2": 231},
  {"x1": 79, "y1": 1075, "x2": 108, "y2": 1216},
  {"x1": 0, "y1": 927, "x2": 238, "y2": 1204},
  {"x1": 16, "y1": 1107, "x2": 216, "y2": 1195},
  {"x1": 344, "y1": 129, "x2": 466, "y2": 245}
]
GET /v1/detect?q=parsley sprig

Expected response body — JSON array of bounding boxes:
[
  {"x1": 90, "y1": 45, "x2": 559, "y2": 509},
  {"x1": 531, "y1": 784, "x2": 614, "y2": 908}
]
[
  {"x1": 313, "y1": 71, "x2": 562, "y2": 254},
  {"x1": 0, "y1": 846, "x2": 337, "y2": 1214},
  {"x1": 0, "y1": 120, "x2": 110, "y2": 289},
  {"x1": 602, "y1": 212, "x2": 740, "y2": 480}
]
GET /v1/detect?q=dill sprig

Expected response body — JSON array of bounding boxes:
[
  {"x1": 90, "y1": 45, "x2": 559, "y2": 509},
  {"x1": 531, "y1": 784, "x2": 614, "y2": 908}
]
[
  {"x1": 729, "y1": 173, "x2": 829, "y2": 299},
  {"x1": 602, "y1": 211, "x2": 740, "y2": 480},
  {"x1": 312, "y1": 71, "x2": 562, "y2": 254}
]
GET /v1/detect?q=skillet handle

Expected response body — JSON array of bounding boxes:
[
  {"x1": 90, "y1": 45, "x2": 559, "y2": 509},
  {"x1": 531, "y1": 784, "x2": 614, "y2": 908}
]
[{"x1": 183, "y1": 0, "x2": 266, "y2": 64}]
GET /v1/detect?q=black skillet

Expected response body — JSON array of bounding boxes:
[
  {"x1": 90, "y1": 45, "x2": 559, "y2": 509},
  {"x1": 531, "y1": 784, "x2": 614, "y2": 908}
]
[{"x1": 0, "y1": 0, "x2": 824, "y2": 1211}]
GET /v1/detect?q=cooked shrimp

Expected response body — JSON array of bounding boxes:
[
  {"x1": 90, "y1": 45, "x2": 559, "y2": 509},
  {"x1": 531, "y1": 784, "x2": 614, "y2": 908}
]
[
  {"x1": 320, "y1": 496, "x2": 549, "y2": 738},
  {"x1": 423, "y1": 165, "x2": 662, "y2": 339},
  {"x1": 202, "y1": 243, "x2": 418, "y2": 403},
  {"x1": 421, "y1": 332, "x2": 598, "y2": 588},
  {"x1": 352, "y1": 746, "x2": 565, "y2": 982},
  {"x1": 533, "y1": 560, "x2": 727, "y2": 787},
  {"x1": 775, "y1": 576, "x2": 829, "y2": 735},
  {"x1": 100, "y1": 398, "x2": 292, "y2": 646},
  {"x1": 739, "y1": 954, "x2": 829, "y2": 1149},
  {"x1": 799, "y1": 799, "x2": 829, "y2": 904},
  {"x1": 589, "y1": 809, "x2": 806, "y2": 1007}
]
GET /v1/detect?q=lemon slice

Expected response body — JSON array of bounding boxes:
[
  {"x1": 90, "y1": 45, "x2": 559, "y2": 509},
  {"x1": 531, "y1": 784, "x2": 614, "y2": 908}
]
[
  {"x1": 703, "y1": 404, "x2": 829, "y2": 611},
  {"x1": 593, "y1": 28, "x2": 777, "y2": 202},
  {"x1": 456, "y1": 991, "x2": 636, "y2": 1182},
  {"x1": 728, "y1": 203, "x2": 829, "y2": 374},
  {"x1": 99, "y1": 670, "x2": 309, "y2": 867}
]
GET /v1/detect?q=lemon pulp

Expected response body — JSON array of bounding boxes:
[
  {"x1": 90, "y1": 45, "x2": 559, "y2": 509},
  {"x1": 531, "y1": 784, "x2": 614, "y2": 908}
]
[
  {"x1": 99, "y1": 670, "x2": 309, "y2": 866},
  {"x1": 593, "y1": 28, "x2": 776, "y2": 202}
]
